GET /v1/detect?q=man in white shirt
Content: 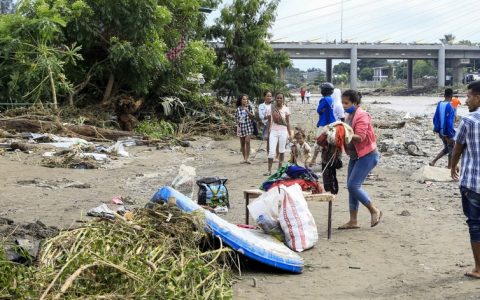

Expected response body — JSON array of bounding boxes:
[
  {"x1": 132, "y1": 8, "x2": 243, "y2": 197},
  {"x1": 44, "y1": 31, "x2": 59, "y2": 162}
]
[{"x1": 332, "y1": 88, "x2": 345, "y2": 122}]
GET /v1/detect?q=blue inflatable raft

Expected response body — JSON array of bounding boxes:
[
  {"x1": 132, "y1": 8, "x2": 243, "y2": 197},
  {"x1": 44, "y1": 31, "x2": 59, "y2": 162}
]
[{"x1": 150, "y1": 186, "x2": 304, "y2": 273}]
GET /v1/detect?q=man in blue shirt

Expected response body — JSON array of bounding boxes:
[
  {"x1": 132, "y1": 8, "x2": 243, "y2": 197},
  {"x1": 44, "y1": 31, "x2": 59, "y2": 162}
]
[
  {"x1": 451, "y1": 80, "x2": 480, "y2": 279},
  {"x1": 310, "y1": 82, "x2": 337, "y2": 166},
  {"x1": 430, "y1": 88, "x2": 456, "y2": 168}
]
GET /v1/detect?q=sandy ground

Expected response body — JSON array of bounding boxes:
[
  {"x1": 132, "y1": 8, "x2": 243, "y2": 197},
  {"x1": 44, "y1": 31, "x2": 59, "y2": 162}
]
[{"x1": 1, "y1": 96, "x2": 480, "y2": 299}]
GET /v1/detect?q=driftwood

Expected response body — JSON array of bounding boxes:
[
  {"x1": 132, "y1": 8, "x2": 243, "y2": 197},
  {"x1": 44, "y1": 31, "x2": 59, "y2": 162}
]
[
  {"x1": 374, "y1": 121, "x2": 406, "y2": 129},
  {"x1": 0, "y1": 118, "x2": 136, "y2": 141},
  {"x1": 10, "y1": 142, "x2": 37, "y2": 152}
]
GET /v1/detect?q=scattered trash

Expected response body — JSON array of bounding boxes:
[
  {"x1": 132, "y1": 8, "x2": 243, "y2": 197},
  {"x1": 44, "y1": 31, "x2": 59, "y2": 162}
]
[
  {"x1": 427, "y1": 207, "x2": 436, "y2": 211},
  {"x1": 87, "y1": 204, "x2": 116, "y2": 219},
  {"x1": 399, "y1": 210, "x2": 411, "y2": 217},
  {"x1": 171, "y1": 164, "x2": 196, "y2": 199},
  {"x1": 111, "y1": 196, "x2": 124, "y2": 205},
  {"x1": 16, "y1": 178, "x2": 91, "y2": 189}
]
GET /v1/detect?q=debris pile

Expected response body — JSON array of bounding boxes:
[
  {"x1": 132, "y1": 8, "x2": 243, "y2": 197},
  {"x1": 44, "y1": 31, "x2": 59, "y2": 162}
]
[{"x1": 0, "y1": 204, "x2": 233, "y2": 299}]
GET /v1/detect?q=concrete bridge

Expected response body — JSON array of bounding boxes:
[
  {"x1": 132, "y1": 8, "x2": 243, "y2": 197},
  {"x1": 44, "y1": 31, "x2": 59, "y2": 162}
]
[{"x1": 271, "y1": 42, "x2": 480, "y2": 89}]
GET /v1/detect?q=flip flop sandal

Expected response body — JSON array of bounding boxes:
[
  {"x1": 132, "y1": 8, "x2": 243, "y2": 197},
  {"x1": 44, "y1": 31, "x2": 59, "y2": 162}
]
[{"x1": 371, "y1": 211, "x2": 383, "y2": 227}]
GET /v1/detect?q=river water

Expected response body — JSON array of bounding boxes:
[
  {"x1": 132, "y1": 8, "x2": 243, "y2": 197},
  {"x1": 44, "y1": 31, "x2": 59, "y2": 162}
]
[
  {"x1": 300, "y1": 94, "x2": 469, "y2": 117},
  {"x1": 363, "y1": 96, "x2": 469, "y2": 117}
]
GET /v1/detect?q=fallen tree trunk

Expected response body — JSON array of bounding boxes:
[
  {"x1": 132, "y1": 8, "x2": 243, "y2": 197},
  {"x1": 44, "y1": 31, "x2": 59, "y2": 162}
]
[
  {"x1": 374, "y1": 121, "x2": 406, "y2": 129},
  {"x1": 0, "y1": 118, "x2": 137, "y2": 141}
]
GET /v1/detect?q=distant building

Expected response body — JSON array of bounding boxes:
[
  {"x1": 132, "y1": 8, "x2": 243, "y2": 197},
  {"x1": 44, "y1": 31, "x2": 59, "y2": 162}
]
[{"x1": 373, "y1": 66, "x2": 395, "y2": 82}]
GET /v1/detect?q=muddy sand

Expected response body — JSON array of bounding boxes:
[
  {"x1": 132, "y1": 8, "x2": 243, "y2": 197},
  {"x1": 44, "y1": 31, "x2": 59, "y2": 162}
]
[{"x1": 1, "y1": 97, "x2": 479, "y2": 299}]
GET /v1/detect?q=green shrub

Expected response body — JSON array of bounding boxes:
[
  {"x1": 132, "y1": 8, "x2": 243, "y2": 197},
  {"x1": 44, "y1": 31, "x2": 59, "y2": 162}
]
[{"x1": 135, "y1": 119, "x2": 176, "y2": 139}]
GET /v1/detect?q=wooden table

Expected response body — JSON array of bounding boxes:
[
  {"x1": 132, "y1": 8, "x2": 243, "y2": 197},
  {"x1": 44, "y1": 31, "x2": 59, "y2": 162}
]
[
  {"x1": 303, "y1": 192, "x2": 335, "y2": 240},
  {"x1": 243, "y1": 189, "x2": 336, "y2": 239}
]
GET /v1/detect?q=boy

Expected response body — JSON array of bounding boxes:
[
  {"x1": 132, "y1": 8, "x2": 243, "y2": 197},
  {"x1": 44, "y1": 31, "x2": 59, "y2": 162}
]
[{"x1": 291, "y1": 129, "x2": 312, "y2": 168}]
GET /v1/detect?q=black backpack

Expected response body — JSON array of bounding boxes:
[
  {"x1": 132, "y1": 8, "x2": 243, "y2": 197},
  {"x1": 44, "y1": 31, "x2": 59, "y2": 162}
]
[{"x1": 196, "y1": 177, "x2": 229, "y2": 208}]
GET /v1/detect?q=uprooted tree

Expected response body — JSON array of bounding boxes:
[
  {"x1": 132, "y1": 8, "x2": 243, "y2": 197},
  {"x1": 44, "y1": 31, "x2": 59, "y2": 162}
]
[{"x1": 0, "y1": 0, "x2": 220, "y2": 114}]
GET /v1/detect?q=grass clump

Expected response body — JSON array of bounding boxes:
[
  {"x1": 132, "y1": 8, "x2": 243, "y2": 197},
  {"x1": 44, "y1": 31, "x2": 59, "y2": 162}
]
[{"x1": 0, "y1": 204, "x2": 233, "y2": 299}]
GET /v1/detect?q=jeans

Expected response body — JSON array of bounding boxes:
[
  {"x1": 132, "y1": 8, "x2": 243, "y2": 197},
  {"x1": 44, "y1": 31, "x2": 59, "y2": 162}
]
[
  {"x1": 347, "y1": 151, "x2": 379, "y2": 211},
  {"x1": 269, "y1": 130, "x2": 288, "y2": 159},
  {"x1": 461, "y1": 187, "x2": 480, "y2": 243}
]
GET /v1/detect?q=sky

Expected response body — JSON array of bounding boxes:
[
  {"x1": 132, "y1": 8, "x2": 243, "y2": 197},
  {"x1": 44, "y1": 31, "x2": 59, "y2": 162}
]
[{"x1": 208, "y1": 0, "x2": 480, "y2": 71}]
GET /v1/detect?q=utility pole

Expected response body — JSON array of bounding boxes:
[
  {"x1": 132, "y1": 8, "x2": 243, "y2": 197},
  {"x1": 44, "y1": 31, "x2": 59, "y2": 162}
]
[{"x1": 340, "y1": 0, "x2": 344, "y2": 43}]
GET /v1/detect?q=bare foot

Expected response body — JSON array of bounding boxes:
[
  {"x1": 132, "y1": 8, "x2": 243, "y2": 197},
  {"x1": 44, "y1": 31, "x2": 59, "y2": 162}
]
[
  {"x1": 371, "y1": 210, "x2": 383, "y2": 227},
  {"x1": 338, "y1": 222, "x2": 360, "y2": 230},
  {"x1": 465, "y1": 270, "x2": 480, "y2": 279}
]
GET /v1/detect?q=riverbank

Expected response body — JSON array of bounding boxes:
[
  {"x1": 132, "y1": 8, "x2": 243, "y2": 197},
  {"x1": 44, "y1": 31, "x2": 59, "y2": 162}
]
[{"x1": 1, "y1": 96, "x2": 478, "y2": 299}]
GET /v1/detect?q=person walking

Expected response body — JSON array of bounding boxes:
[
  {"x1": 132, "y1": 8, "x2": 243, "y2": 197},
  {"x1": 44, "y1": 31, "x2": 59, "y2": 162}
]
[
  {"x1": 265, "y1": 93, "x2": 292, "y2": 176},
  {"x1": 300, "y1": 87, "x2": 306, "y2": 104},
  {"x1": 430, "y1": 88, "x2": 456, "y2": 168},
  {"x1": 332, "y1": 87, "x2": 345, "y2": 122},
  {"x1": 338, "y1": 89, "x2": 382, "y2": 230},
  {"x1": 310, "y1": 82, "x2": 337, "y2": 166},
  {"x1": 306, "y1": 89, "x2": 311, "y2": 104},
  {"x1": 235, "y1": 94, "x2": 255, "y2": 164},
  {"x1": 451, "y1": 80, "x2": 480, "y2": 279},
  {"x1": 259, "y1": 91, "x2": 273, "y2": 154}
]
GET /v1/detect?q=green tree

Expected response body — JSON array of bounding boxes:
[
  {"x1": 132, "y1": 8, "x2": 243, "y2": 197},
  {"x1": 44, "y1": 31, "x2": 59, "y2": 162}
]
[
  {"x1": 0, "y1": 1, "x2": 83, "y2": 108},
  {"x1": 457, "y1": 40, "x2": 473, "y2": 46},
  {"x1": 440, "y1": 33, "x2": 455, "y2": 45},
  {"x1": 394, "y1": 61, "x2": 407, "y2": 79},
  {"x1": 209, "y1": 0, "x2": 291, "y2": 101},
  {"x1": 413, "y1": 60, "x2": 436, "y2": 78},
  {"x1": 359, "y1": 67, "x2": 373, "y2": 81},
  {"x1": 333, "y1": 62, "x2": 350, "y2": 75},
  {"x1": 1, "y1": 0, "x2": 221, "y2": 111}
]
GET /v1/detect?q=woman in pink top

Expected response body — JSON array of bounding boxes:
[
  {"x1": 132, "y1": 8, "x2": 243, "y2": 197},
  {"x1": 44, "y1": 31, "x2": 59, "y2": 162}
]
[
  {"x1": 266, "y1": 93, "x2": 292, "y2": 175},
  {"x1": 338, "y1": 90, "x2": 382, "y2": 230}
]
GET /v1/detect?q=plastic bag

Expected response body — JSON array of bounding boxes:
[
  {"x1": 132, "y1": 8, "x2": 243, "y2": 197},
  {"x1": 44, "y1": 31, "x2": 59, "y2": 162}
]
[
  {"x1": 278, "y1": 184, "x2": 318, "y2": 252},
  {"x1": 171, "y1": 165, "x2": 196, "y2": 200},
  {"x1": 248, "y1": 188, "x2": 283, "y2": 240}
]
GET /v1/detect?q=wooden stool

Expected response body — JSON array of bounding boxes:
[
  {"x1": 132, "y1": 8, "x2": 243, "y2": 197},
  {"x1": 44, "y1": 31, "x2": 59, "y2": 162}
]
[{"x1": 243, "y1": 189, "x2": 263, "y2": 225}]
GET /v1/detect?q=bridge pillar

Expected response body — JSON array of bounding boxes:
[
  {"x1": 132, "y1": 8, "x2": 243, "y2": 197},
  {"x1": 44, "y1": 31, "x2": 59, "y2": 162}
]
[
  {"x1": 350, "y1": 45, "x2": 358, "y2": 89},
  {"x1": 438, "y1": 44, "x2": 446, "y2": 87},
  {"x1": 407, "y1": 59, "x2": 413, "y2": 89},
  {"x1": 326, "y1": 58, "x2": 332, "y2": 82}
]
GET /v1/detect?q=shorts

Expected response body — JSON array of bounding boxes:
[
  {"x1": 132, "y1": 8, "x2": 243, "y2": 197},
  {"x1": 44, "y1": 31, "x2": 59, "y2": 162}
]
[
  {"x1": 440, "y1": 135, "x2": 454, "y2": 158},
  {"x1": 269, "y1": 130, "x2": 288, "y2": 158}
]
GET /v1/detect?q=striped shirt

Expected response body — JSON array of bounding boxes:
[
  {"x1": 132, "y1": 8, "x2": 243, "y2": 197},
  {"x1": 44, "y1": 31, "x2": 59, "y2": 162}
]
[{"x1": 455, "y1": 108, "x2": 480, "y2": 193}]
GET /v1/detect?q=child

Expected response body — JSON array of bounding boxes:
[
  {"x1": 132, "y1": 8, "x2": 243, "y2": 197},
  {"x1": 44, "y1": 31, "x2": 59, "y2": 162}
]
[{"x1": 290, "y1": 128, "x2": 312, "y2": 168}]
